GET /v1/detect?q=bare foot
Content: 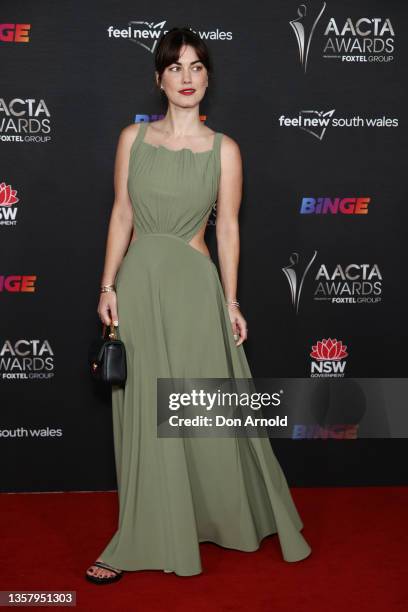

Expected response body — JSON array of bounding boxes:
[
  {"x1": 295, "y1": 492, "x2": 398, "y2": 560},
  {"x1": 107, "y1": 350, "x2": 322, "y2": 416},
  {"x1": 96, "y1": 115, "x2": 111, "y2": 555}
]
[{"x1": 86, "y1": 557, "x2": 122, "y2": 579}]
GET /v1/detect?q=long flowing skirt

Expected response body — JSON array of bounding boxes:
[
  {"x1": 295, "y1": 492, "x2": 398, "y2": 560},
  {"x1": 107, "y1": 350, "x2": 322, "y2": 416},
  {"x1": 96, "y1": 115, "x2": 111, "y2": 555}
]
[{"x1": 99, "y1": 233, "x2": 312, "y2": 575}]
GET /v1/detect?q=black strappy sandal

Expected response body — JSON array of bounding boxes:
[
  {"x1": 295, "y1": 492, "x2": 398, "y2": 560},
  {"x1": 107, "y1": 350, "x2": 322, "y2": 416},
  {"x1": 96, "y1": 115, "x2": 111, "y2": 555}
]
[{"x1": 85, "y1": 560, "x2": 124, "y2": 585}]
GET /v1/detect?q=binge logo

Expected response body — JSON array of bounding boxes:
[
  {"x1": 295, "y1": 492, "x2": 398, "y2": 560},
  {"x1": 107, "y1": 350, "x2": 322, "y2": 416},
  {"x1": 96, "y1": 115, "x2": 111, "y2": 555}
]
[
  {"x1": 300, "y1": 197, "x2": 371, "y2": 214},
  {"x1": 0, "y1": 276, "x2": 37, "y2": 292},
  {"x1": 134, "y1": 114, "x2": 207, "y2": 123},
  {"x1": 310, "y1": 338, "x2": 348, "y2": 378},
  {"x1": 0, "y1": 24, "x2": 31, "y2": 43},
  {"x1": 292, "y1": 424, "x2": 358, "y2": 439},
  {"x1": 0, "y1": 339, "x2": 55, "y2": 380},
  {"x1": 0, "y1": 181, "x2": 19, "y2": 226}
]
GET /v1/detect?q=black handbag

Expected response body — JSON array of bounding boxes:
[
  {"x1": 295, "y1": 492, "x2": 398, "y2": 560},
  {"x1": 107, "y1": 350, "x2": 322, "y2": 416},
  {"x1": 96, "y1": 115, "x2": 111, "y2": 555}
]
[{"x1": 89, "y1": 323, "x2": 127, "y2": 385}]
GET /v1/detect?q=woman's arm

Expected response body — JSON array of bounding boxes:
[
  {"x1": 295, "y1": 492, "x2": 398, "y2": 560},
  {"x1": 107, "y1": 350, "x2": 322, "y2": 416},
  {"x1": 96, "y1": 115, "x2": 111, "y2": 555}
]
[
  {"x1": 215, "y1": 135, "x2": 248, "y2": 346},
  {"x1": 97, "y1": 124, "x2": 139, "y2": 326}
]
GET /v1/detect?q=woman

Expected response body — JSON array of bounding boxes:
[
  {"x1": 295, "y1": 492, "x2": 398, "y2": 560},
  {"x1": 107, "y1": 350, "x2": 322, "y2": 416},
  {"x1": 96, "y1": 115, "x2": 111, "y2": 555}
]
[{"x1": 85, "y1": 26, "x2": 311, "y2": 584}]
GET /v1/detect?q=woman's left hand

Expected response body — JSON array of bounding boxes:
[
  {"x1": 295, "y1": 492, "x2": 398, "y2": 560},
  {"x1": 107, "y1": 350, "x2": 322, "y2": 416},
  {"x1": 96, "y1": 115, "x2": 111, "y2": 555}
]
[{"x1": 227, "y1": 305, "x2": 248, "y2": 346}]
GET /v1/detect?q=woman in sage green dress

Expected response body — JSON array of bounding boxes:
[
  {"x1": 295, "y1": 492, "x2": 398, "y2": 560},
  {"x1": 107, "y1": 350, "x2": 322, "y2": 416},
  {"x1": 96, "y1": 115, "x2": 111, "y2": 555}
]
[{"x1": 85, "y1": 27, "x2": 311, "y2": 584}]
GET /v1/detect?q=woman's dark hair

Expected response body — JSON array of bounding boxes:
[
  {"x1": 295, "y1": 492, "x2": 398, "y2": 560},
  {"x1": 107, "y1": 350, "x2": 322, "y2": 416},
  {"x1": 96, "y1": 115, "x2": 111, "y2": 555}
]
[{"x1": 154, "y1": 26, "x2": 213, "y2": 88}]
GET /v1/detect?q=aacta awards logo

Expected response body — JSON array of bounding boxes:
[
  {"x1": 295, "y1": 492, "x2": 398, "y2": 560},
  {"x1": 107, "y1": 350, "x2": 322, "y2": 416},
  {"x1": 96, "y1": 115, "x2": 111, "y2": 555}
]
[
  {"x1": 282, "y1": 251, "x2": 318, "y2": 314},
  {"x1": 0, "y1": 339, "x2": 55, "y2": 380},
  {"x1": 310, "y1": 338, "x2": 348, "y2": 378},
  {"x1": 107, "y1": 20, "x2": 232, "y2": 51},
  {"x1": 314, "y1": 263, "x2": 382, "y2": 304},
  {"x1": 0, "y1": 181, "x2": 19, "y2": 226},
  {"x1": 282, "y1": 252, "x2": 382, "y2": 311},
  {"x1": 289, "y1": 2, "x2": 395, "y2": 73},
  {"x1": 0, "y1": 98, "x2": 51, "y2": 143}
]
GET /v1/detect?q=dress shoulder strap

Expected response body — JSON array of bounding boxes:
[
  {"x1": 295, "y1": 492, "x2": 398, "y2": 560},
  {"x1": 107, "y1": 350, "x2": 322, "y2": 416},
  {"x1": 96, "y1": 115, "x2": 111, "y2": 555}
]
[
  {"x1": 213, "y1": 131, "x2": 223, "y2": 154},
  {"x1": 213, "y1": 132, "x2": 223, "y2": 178},
  {"x1": 136, "y1": 121, "x2": 148, "y2": 144},
  {"x1": 129, "y1": 121, "x2": 147, "y2": 156}
]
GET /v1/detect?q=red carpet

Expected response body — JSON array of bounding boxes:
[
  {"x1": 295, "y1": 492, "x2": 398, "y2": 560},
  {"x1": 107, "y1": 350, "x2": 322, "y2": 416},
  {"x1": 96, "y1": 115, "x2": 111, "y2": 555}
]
[{"x1": 0, "y1": 487, "x2": 406, "y2": 611}]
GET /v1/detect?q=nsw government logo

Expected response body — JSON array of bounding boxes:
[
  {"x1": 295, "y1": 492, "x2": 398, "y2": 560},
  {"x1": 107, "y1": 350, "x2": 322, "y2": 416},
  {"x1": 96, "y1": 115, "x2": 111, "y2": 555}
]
[
  {"x1": 310, "y1": 338, "x2": 348, "y2": 378},
  {"x1": 0, "y1": 181, "x2": 19, "y2": 226}
]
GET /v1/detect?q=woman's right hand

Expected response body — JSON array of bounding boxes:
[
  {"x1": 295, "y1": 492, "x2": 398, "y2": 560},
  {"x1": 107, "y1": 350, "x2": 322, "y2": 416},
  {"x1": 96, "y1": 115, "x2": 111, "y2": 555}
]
[{"x1": 97, "y1": 291, "x2": 119, "y2": 326}]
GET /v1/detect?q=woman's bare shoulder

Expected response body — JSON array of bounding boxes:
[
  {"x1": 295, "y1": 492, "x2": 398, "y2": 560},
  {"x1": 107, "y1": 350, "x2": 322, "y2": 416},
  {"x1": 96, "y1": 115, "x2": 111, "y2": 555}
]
[
  {"x1": 119, "y1": 122, "x2": 141, "y2": 144},
  {"x1": 218, "y1": 131, "x2": 242, "y2": 159}
]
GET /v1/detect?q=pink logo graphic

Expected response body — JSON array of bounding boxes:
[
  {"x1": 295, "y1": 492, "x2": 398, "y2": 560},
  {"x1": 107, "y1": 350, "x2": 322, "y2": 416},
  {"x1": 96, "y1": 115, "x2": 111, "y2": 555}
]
[
  {"x1": 310, "y1": 338, "x2": 348, "y2": 361},
  {"x1": 0, "y1": 182, "x2": 19, "y2": 206}
]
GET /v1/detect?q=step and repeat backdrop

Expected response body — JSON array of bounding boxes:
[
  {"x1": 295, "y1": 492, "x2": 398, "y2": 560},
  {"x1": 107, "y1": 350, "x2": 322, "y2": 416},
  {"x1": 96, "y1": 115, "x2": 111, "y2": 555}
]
[{"x1": 1, "y1": 1, "x2": 407, "y2": 491}]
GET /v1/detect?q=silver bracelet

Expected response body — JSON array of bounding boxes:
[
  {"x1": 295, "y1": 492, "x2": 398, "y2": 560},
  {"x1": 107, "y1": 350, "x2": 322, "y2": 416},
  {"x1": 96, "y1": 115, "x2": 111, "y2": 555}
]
[
  {"x1": 101, "y1": 284, "x2": 116, "y2": 293},
  {"x1": 226, "y1": 300, "x2": 240, "y2": 308}
]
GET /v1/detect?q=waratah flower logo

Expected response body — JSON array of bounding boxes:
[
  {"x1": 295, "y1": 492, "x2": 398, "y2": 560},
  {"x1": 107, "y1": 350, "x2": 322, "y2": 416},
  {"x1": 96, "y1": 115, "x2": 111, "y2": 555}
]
[
  {"x1": 0, "y1": 182, "x2": 19, "y2": 206},
  {"x1": 310, "y1": 338, "x2": 348, "y2": 361}
]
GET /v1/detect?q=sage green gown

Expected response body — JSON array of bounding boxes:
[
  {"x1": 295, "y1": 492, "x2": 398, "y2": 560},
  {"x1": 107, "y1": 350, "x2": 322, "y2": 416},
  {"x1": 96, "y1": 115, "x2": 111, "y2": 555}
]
[{"x1": 99, "y1": 121, "x2": 311, "y2": 575}]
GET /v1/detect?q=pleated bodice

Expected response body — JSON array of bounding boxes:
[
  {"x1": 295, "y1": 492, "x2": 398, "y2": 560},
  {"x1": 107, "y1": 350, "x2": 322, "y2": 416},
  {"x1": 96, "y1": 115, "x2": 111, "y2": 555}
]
[{"x1": 127, "y1": 121, "x2": 222, "y2": 243}]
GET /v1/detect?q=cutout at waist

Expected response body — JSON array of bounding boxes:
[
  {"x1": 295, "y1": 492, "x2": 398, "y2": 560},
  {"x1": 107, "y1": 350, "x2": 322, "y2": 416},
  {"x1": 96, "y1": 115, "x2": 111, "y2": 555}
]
[{"x1": 128, "y1": 232, "x2": 213, "y2": 262}]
